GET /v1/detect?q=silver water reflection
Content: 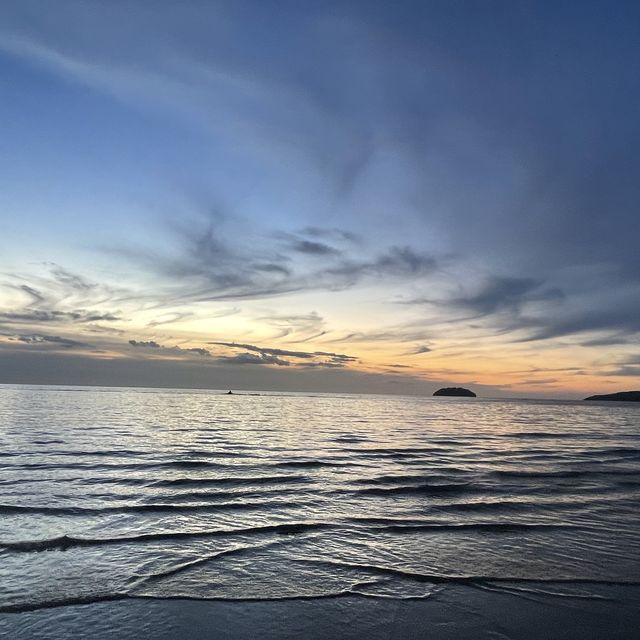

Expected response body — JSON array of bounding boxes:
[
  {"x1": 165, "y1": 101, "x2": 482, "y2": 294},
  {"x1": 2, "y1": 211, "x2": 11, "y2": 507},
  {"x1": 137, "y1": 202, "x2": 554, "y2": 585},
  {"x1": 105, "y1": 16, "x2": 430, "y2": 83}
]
[{"x1": 1, "y1": 385, "x2": 639, "y2": 611}]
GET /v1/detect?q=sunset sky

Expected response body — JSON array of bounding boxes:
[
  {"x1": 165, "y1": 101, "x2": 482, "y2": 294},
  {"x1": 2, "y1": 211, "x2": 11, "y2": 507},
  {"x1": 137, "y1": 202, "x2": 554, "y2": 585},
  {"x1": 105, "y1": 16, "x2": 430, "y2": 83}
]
[{"x1": 1, "y1": 1, "x2": 639, "y2": 397}]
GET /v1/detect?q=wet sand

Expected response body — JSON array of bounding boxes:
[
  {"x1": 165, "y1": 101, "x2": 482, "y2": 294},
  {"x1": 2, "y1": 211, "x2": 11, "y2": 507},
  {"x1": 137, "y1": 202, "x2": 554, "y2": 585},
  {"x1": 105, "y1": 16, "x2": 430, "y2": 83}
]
[{"x1": 2, "y1": 585, "x2": 639, "y2": 640}]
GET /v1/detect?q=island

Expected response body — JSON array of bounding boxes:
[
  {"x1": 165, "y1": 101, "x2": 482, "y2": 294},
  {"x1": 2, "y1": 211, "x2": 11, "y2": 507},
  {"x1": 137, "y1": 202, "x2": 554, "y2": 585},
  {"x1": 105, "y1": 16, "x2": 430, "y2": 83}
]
[
  {"x1": 433, "y1": 387, "x2": 476, "y2": 398},
  {"x1": 584, "y1": 391, "x2": 640, "y2": 402}
]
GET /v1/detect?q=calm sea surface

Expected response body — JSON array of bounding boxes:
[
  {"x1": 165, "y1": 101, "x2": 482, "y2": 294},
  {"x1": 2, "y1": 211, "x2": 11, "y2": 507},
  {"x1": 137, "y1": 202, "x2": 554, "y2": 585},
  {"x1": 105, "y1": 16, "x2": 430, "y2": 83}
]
[{"x1": 1, "y1": 384, "x2": 639, "y2": 613}]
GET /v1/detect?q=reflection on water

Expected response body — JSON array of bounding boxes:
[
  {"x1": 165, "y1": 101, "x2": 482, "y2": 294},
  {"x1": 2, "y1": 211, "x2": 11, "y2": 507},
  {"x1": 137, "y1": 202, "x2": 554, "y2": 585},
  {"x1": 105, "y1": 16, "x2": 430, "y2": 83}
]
[{"x1": 0, "y1": 385, "x2": 639, "y2": 612}]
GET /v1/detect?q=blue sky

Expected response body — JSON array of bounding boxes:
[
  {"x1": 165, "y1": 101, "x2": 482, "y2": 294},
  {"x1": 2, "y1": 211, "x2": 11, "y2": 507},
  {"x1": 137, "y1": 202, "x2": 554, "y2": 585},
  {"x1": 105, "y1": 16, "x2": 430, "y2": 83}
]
[{"x1": 1, "y1": 1, "x2": 639, "y2": 396}]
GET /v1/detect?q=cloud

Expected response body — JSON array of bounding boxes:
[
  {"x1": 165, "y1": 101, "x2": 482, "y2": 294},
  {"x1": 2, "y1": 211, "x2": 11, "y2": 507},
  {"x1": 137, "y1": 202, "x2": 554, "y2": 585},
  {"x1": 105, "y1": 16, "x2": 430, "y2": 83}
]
[
  {"x1": 407, "y1": 276, "x2": 562, "y2": 318},
  {"x1": 255, "y1": 311, "x2": 325, "y2": 341},
  {"x1": 85, "y1": 324, "x2": 126, "y2": 335},
  {"x1": 10, "y1": 285, "x2": 45, "y2": 305},
  {"x1": 218, "y1": 352, "x2": 290, "y2": 366},
  {"x1": 324, "y1": 247, "x2": 437, "y2": 285},
  {"x1": 14, "y1": 333, "x2": 90, "y2": 349},
  {"x1": 401, "y1": 274, "x2": 638, "y2": 346},
  {"x1": 113, "y1": 210, "x2": 441, "y2": 303},
  {"x1": 331, "y1": 325, "x2": 432, "y2": 344},
  {"x1": 579, "y1": 334, "x2": 639, "y2": 347},
  {"x1": 0, "y1": 309, "x2": 120, "y2": 323},
  {"x1": 211, "y1": 341, "x2": 356, "y2": 362},
  {"x1": 518, "y1": 378, "x2": 559, "y2": 386},
  {"x1": 128, "y1": 340, "x2": 211, "y2": 357},
  {"x1": 129, "y1": 339, "x2": 161, "y2": 348},
  {"x1": 599, "y1": 355, "x2": 640, "y2": 378},
  {"x1": 606, "y1": 366, "x2": 640, "y2": 377},
  {"x1": 48, "y1": 265, "x2": 97, "y2": 293},
  {"x1": 147, "y1": 311, "x2": 195, "y2": 327},
  {"x1": 312, "y1": 351, "x2": 357, "y2": 363},
  {"x1": 296, "y1": 360, "x2": 347, "y2": 369},
  {"x1": 0, "y1": 265, "x2": 126, "y2": 336},
  {"x1": 449, "y1": 277, "x2": 561, "y2": 317},
  {"x1": 300, "y1": 227, "x2": 359, "y2": 244},
  {"x1": 289, "y1": 239, "x2": 341, "y2": 256},
  {"x1": 409, "y1": 345, "x2": 432, "y2": 355},
  {"x1": 210, "y1": 341, "x2": 357, "y2": 368},
  {"x1": 450, "y1": 275, "x2": 640, "y2": 346},
  {"x1": 516, "y1": 291, "x2": 640, "y2": 343},
  {"x1": 186, "y1": 347, "x2": 210, "y2": 357}
]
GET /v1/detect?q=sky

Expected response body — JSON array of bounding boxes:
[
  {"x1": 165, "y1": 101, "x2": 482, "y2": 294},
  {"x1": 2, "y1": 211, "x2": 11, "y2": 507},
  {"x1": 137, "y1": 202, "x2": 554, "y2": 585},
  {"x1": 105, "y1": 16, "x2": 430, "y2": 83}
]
[{"x1": 1, "y1": 0, "x2": 639, "y2": 398}]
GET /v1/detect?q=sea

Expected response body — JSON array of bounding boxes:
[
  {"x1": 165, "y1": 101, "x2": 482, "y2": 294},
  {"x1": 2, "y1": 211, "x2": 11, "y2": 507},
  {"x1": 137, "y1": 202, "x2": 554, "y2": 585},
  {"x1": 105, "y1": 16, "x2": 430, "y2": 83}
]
[{"x1": 1, "y1": 384, "x2": 639, "y2": 634}]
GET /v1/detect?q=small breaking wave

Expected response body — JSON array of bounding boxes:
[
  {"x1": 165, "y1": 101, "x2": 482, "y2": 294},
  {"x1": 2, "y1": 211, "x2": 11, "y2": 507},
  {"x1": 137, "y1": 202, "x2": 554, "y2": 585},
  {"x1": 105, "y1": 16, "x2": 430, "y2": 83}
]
[{"x1": 295, "y1": 558, "x2": 640, "y2": 589}]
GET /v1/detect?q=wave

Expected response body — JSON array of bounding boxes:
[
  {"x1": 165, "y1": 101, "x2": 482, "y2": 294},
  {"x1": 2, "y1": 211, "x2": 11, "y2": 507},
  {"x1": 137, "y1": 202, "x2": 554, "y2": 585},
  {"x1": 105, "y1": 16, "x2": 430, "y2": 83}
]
[
  {"x1": 342, "y1": 447, "x2": 451, "y2": 458},
  {"x1": 164, "y1": 460, "x2": 228, "y2": 469},
  {"x1": 0, "y1": 460, "x2": 231, "y2": 472},
  {"x1": 346, "y1": 516, "x2": 567, "y2": 533},
  {"x1": 180, "y1": 450, "x2": 247, "y2": 458},
  {"x1": 152, "y1": 474, "x2": 310, "y2": 488},
  {"x1": 0, "y1": 521, "x2": 332, "y2": 553},
  {"x1": 354, "y1": 482, "x2": 475, "y2": 496},
  {"x1": 0, "y1": 593, "x2": 127, "y2": 614},
  {"x1": 358, "y1": 472, "x2": 469, "y2": 486},
  {"x1": 491, "y1": 469, "x2": 585, "y2": 479},
  {"x1": 588, "y1": 447, "x2": 640, "y2": 460},
  {"x1": 0, "y1": 589, "x2": 417, "y2": 614},
  {"x1": 432, "y1": 499, "x2": 576, "y2": 513},
  {"x1": 0, "y1": 499, "x2": 304, "y2": 516},
  {"x1": 475, "y1": 582, "x2": 614, "y2": 601},
  {"x1": 150, "y1": 488, "x2": 299, "y2": 502},
  {"x1": 374, "y1": 522, "x2": 573, "y2": 534},
  {"x1": 77, "y1": 476, "x2": 157, "y2": 486},
  {"x1": 295, "y1": 558, "x2": 640, "y2": 589},
  {"x1": 61, "y1": 474, "x2": 308, "y2": 489},
  {"x1": 331, "y1": 435, "x2": 369, "y2": 443},
  {"x1": 510, "y1": 432, "x2": 581, "y2": 439},
  {"x1": 44, "y1": 448, "x2": 148, "y2": 457},
  {"x1": 271, "y1": 460, "x2": 346, "y2": 469},
  {"x1": 135, "y1": 538, "x2": 292, "y2": 587},
  {"x1": 492, "y1": 469, "x2": 640, "y2": 480},
  {"x1": 616, "y1": 480, "x2": 640, "y2": 489}
]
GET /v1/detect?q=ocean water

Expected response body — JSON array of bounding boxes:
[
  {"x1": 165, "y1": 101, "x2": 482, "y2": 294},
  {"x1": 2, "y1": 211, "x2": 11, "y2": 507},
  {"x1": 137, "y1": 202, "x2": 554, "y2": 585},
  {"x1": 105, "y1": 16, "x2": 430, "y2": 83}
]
[{"x1": 1, "y1": 384, "x2": 639, "y2": 615}]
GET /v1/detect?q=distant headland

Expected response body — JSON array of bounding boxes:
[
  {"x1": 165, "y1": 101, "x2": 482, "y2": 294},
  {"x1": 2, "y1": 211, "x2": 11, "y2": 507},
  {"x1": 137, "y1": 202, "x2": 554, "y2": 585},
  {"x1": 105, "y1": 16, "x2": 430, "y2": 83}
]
[
  {"x1": 584, "y1": 391, "x2": 640, "y2": 402},
  {"x1": 433, "y1": 387, "x2": 476, "y2": 398}
]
